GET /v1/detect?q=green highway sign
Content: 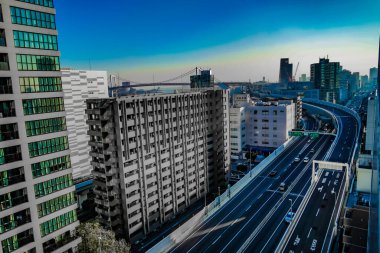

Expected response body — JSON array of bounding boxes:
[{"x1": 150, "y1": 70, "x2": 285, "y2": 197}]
[{"x1": 289, "y1": 131, "x2": 320, "y2": 138}]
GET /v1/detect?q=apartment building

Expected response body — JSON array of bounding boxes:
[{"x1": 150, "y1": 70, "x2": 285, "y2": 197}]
[
  {"x1": 61, "y1": 69, "x2": 108, "y2": 180},
  {"x1": 85, "y1": 89, "x2": 230, "y2": 242},
  {"x1": 246, "y1": 100, "x2": 296, "y2": 149},
  {"x1": 0, "y1": 1, "x2": 80, "y2": 252},
  {"x1": 230, "y1": 107, "x2": 246, "y2": 156}
]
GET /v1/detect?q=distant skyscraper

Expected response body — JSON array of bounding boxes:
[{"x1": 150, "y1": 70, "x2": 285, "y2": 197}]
[
  {"x1": 361, "y1": 75, "x2": 369, "y2": 89},
  {"x1": 370, "y1": 67, "x2": 378, "y2": 86},
  {"x1": 310, "y1": 58, "x2": 340, "y2": 103},
  {"x1": 339, "y1": 69, "x2": 351, "y2": 103},
  {"x1": 299, "y1": 74, "x2": 308, "y2": 82},
  {"x1": 0, "y1": 1, "x2": 80, "y2": 252},
  {"x1": 190, "y1": 69, "x2": 214, "y2": 88},
  {"x1": 61, "y1": 69, "x2": 109, "y2": 179},
  {"x1": 279, "y1": 58, "x2": 293, "y2": 84},
  {"x1": 351, "y1": 72, "x2": 360, "y2": 94}
]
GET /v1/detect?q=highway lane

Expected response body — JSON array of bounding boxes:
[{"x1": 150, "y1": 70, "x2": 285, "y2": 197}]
[
  {"x1": 281, "y1": 107, "x2": 359, "y2": 253},
  {"x1": 235, "y1": 136, "x2": 334, "y2": 253},
  {"x1": 170, "y1": 135, "x2": 331, "y2": 253}
]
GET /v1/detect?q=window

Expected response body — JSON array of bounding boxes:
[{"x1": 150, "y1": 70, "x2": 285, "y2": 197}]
[
  {"x1": 0, "y1": 5, "x2": 3, "y2": 22},
  {"x1": 34, "y1": 174, "x2": 73, "y2": 198},
  {"x1": 0, "y1": 188, "x2": 28, "y2": 212},
  {"x1": 0, "y1": 53, "x2": 9, "y2": 71},
  {"x1": 10, "y1": 7, "x2": 56, "y2": 29},
  {"x1": 1, "y1": 229, "x2": 34, "y2": 253},
  {"x1": 39, "y1": 210, "x2": 77, "y2": 237},
  {"x1": 0, "y1": 209, "x2": 31, "y2": 234},
  {"x1": 31, "y1": 155, "x2": 71, "y2": 178},
  {"x1": 0, "y1": 101, "x2": 16, "y2": 118},
  {"x1": 0, "y1": 124, "x2": 19, "y2": 142},
  {"x1": 0, "y1": 78, "x2": 12, "y2": 94},
  {"x1": 16, "y1": 0, "x2": 54, "y2": 8},
  {"x1": 37, "y1": 192, "x2": 76, "y2": 218},
  {"x1": 22, "y1": 97, "x2": 64, "y2": 115},
  {"x1": 25, "y1": 117, "x2": 66, "y2": 136},
  {"x1": 0, "y1": 146, "x2": 22, "y2": 165},
  {"x1": 20, "y1": 77, "x2": 62, "y2": 93},
  {"x1": 16, "y1": 54, "x2": 60, "y2": 71},
  {"x1": 0, "y1": 29, "x2": 6, "y2": 46},
  {"x1": 14, "y1": 31, "x2": 58, "y2": 50},
  {"x1": 0, "y1": 167, "x2": 25, "y2": 188},
  {"x1": 28, "y1": 136, "x2": 69, "y2": 158}
]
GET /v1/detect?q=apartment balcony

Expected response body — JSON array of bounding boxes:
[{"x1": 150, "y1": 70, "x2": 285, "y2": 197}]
[
  {"x1": 95, "y1": 206, "x2": 121, "y2": 217},
  {"x1": 88, "y1": 140, "x2": 103, "y2": 148},
  {"x1": 100, "y1": 111, "x2": 113, "y2": 120},
  {"x1": 84, "y1": 108, "x2": 100, "y2": 115},
  {"x1": 94, "y1": 197, "x2": 119, "y2": 207},
  {"x1": 87, "y1": 130, "x2": 102, "y2": 137},
  {"x1": 86, "y1": 119, "x2": 101, "y2": 125},
  {"x1": 103, "y1": 122, "x2": 115, "y2": 132},
  {"x1": 106, "y1": 178, "x2": 119, "y2": 186},
  {"x1": 92, "y1": 169, "x2": 106, "y2": 179},
  {"x1": 93, "y1": 187, "x2": 108, "y2": 197},
  {"x1": 89, "y1": 151, "x2": 104, "y2": 159}
]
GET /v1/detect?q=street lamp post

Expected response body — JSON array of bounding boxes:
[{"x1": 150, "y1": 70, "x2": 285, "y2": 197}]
[
  {"x1": 289, "y1": 198, "x2": 293, "y2": 213},
  {"x1": 98, "y1": 236, "x2": 102, "y2": 253}
]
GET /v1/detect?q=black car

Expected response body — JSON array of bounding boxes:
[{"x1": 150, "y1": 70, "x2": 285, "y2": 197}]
[{"x1": 269, "y1": 171, "x2": 278, "y2": 177}]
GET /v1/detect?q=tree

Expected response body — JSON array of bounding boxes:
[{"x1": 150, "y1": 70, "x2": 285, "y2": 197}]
[{"x1": 77, "y1": 221, "x2": 130, "y2": 253}]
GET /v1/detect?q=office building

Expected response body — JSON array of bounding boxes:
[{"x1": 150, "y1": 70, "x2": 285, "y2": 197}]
[
  {"x1": 0, "y1": 1, "x2": 80, "y2": 252},
  {"x1": 361, "y1": 75, "x2": 369, "y2": 89},
  {"x1": 298, "y1": 74, "x2": 308, "y2": 82},
  {"x1": 230, "y1": 107, "x2": 246, "y2": 155},
  {"x1": 352, "y1": 72, "x2": 360, "y2": 95},
  {"x1": 279, "y1": 58, "x2": 293, "y2": 84},
  {"x1": 245, "y1": 100, "x2": 296, "y2": 150},
  {"x1": 232, "y1": 93, "x2": 250, "y2": 107},
  {"x1": 61, "y1": 69, "x2": 108, "y2": 180},
  {"x1": 85, "y1": 89, "x2": 230, "y2": 242},
  {"x1": 370, "y1": 67, "x2": 378, "y2": 84},
  {"x1": 311, "y1": 58, "x2": 340, "y2": 103},
  {"x1": 190, "y1": 69, "x2": 214, "y2": 88}
]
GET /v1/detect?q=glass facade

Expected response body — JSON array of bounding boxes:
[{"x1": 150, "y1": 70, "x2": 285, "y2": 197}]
[
  {"x1": 1, "y1": 229, "x2": 34, "y2": 253},
  {"x1": 10, "y1": 7, "x2": 56, "y2": 29},
  {"x1": 0, "y1": 188, "x2": 28, "y2": 212},
  {"x1": 0, "y1": 167, "x2": 25, "y2": 188},
  {"x1": 22, "y1": 97, "x2": 64, "y2": 115},
  {"x1": 0, "y1": 209, "x2": 31, "y2": 234},
  {"x1": 16, "y1": 54, "x2": 60, "y2": 71},
  {"x1": 40, "y1": 210, "x2": 77, "y2": 237},
  {"x1": 14, "y1": 31, "x2": 58, "y2": 50},
  {"x1": 34, "y1": 174, "x2": 73, "y2": 198},
  {"x1": 20, "y1": 77, "x2": 62, "y2": 93},
  {"x1": 31, "y1": 155, "x2": 71, "y2": 178},
  {"x1": 0, "y1": 123, "x2": 18, "y2": 142},
  {"x1": 25, "y1": 117, "x2": 66, "y2": 137},
  {"x1": 0, "y1": 146, "x2": 22, "y2": 165},
  {"x1": 16, "y1": 0, "x2": 54, "y2": 8},
  {"x1": 28, "y1": 136, "x2": 69, "y2": 158},
  {"x1": 37, "y1": 192, "x2": 76, "y2": 218}
]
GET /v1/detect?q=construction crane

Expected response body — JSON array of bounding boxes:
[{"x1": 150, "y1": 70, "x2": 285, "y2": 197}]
[{"x1": 293, "y1": 62, "x2": 299, "y2": 82}]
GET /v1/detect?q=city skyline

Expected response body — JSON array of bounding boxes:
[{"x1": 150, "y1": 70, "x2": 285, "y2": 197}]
[{"x1": 56, "y1": 0, "x2": 379, "y2": 83}]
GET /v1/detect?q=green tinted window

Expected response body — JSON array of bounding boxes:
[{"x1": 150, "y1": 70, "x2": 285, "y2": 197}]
[
  {"x1": 19, "y1": 77, "x2": 62, "y2": 93},
  {"x1": 16, "y1": 54, "x2": 60, "y2": 71},
  {"x1": 40, "y1": 210, "x2": 77, "y2": 237},
  {"x1": 22, "y1": 97, "x2": 64, "y2": 115},
  {"x1": 31, "y1": 155, "x2": 71, "y2": 178},
  {"x1": 13, "y1": 31, "x2": 58, "y2": 50},
  {"x1": 16, "y1": 0, "x2": 54, "y2": 8},
  {"x1": 25, "y1": 117, "x2": 66, "y2": 136},
  {"x1": 34, "y1": 174, "x2": 73, "y2": 198},
  {"x1": 37, "y1": 192, "x2": 76, "y2": 217},
  {"x1": 28, "y1": 136, "x2": 69, "y2": 158},
  {"x1": 10, "y1": 7, "x2": 55, "y2": 29}
]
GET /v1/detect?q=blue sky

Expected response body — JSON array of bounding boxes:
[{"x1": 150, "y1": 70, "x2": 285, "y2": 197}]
[{"x1": 55, "y1": 0, "x2": 380, "y2": 82}]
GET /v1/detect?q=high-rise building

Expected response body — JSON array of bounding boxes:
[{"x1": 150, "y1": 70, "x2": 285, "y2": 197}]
[
  {"x1": 190, "y1": 69, "x2": 214, "y2": 88},
  {"x1": 85, "y1": 89, "x2": 230, "y2": 242},
  {"x1": 279, "y1": 58, "x2": 293, "y2": 84},
  {"x1": 230, "y1": 107, "x2": 246, "y2": 156},
  {"x1": 298, "y1": 74, "x2": 308, "y2": 82},
  {"x1": 361, "y1": 75, "x2": 369, "y2": 89},
  {"x1": 351, "y1": 72, "x2": 360, "y2": 95},
  {"x1": 310, "y1": 58, "x2": 340, "y2": 103},
  {"x1": 61, "y1": 69, "x2": 109, "y2": 180},
  {"x1": 370, "y1": 67, "x2": 378, "y2": 87},
  {"x1": 0, "y1": 1, "x2": 80, "y2": 252}
]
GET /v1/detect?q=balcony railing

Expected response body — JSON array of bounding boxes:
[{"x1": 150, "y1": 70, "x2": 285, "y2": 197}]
[{"x1": 43, "y1": 235, "x2": 79, "y2": 253}]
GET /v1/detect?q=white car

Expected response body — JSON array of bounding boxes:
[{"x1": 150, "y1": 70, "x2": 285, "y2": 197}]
[
  {"x1": 303, "y1": 157, "x2": 309, "y2": 163},
  {"x1": 294, "y1": 157, "x2": 300, "y2": 162}
]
